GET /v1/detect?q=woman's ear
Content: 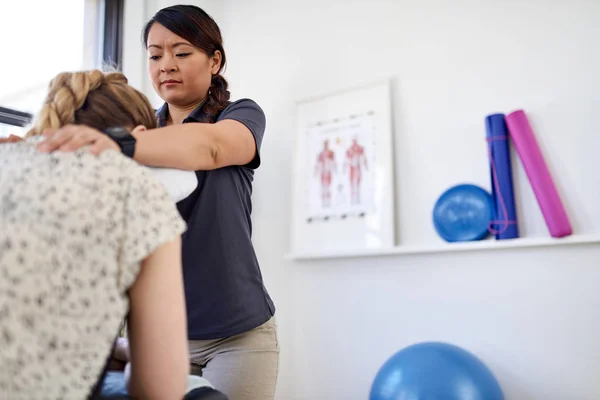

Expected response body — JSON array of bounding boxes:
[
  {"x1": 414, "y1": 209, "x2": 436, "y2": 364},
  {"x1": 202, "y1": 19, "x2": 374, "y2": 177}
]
[
  {"x1": 210, "y1": 50, "x2": 222, "y2": 74},
  {"x1": 132, "y1": 125, "x2": 147, "y2": 134},
  {"x1": 130, "y1": 125, "x2": 147, "y2": 138}
]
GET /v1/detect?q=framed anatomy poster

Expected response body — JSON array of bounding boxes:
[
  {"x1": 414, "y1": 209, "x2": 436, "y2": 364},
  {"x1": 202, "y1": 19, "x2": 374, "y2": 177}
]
[{"x1": 290, "y1": 80, "x2": 396, "y2": 256}]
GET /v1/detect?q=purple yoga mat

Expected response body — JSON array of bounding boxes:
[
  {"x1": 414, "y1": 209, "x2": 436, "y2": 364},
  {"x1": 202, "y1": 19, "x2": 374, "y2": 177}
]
[{"x1": 505, "y1": 110, "x2": 572, "y2": 238}]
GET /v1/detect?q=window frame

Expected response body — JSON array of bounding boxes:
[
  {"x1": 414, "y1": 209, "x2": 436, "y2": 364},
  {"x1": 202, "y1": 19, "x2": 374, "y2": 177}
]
[
  {"x1": 0, "y1": 0, "x2": 125, "y2": 131},
  {"x1": 0, "y1": 107, "x2": 33, "y2": 128},
  {"x1": 102, "y1": 0, "x2": 125, "y2": 70}
]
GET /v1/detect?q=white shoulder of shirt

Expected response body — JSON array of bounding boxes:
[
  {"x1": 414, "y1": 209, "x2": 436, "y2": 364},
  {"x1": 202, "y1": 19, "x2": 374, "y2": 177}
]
[{"x1": 148, "y1": 167, "x2": 197, "y2": 203}]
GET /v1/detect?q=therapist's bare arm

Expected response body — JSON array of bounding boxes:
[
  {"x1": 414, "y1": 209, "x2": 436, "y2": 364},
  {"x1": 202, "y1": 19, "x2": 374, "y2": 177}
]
[{"x1": 126, "y1": 237, "x2": 189, "y2": 400}]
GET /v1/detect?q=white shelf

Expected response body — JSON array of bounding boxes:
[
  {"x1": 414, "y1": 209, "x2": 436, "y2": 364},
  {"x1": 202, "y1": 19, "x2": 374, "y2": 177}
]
[{"x1": 285, "y1": 234, "x2": 600, "y2": 261}]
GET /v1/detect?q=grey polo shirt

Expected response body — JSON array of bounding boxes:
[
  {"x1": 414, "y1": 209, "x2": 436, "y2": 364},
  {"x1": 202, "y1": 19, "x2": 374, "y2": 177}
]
[{"x1": 156, "y1": 98, "x2": 275, "y2": 340}]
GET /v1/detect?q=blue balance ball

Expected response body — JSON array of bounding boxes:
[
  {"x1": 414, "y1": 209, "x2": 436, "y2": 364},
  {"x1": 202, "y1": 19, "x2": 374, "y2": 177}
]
[
  {"x1": 370, "y1": 342, "x2": 504, "y2": 400},
  {"x1": 432, "y1": 184, "x2": 494, "y2": 242}
]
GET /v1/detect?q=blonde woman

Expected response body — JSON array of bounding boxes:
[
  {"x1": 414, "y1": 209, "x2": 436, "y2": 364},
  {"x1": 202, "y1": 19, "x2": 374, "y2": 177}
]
[{"x1": 0, "y1": 70, "x2": 191, "y2": 399}]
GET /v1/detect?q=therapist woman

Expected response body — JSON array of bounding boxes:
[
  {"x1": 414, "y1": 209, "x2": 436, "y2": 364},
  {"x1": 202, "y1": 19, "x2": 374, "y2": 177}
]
[{"x1": 37, "y1": 5, "x2": 278, "y2": 400}]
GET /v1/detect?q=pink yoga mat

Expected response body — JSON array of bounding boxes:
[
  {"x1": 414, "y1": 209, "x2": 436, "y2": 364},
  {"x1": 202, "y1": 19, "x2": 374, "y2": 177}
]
[{"x1": 505, "y1": 110, "x2": 572, "y2": 238}]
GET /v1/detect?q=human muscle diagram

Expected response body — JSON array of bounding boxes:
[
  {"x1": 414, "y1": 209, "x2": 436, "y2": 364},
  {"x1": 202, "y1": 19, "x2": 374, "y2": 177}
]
[
  {"x1": 344, "y1": 138, "x2": 368, "y2": 205},
  {"x1": 314, "y1": 140, "x2": 337, "y2": 208},
  {"x1": 306, "y1": 114, "x2": 375, "y2": 221}
]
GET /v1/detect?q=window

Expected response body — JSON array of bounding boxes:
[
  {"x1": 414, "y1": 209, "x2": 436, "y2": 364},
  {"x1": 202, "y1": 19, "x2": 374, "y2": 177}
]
[
  {"x1": 0, "y1": 0, "x2": 124, "y2": 137},
  {"x1": 0, "y1": 107, "x2": 32, "y2": 138}
]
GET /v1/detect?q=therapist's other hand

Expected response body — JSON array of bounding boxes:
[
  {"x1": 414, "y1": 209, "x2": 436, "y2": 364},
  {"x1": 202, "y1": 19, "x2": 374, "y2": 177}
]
[
  {"x1": 0, "y1": 134, "x2": 24, "y2": 144},
  {"x1": 37, "y1": 124, "x2": 119, "y2": 155}
]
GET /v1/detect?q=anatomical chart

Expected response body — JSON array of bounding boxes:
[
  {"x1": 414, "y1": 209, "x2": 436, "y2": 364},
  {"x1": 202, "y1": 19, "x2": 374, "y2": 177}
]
[{"x1": 306, "y1": 113, "x2": 376, "y2": 221}]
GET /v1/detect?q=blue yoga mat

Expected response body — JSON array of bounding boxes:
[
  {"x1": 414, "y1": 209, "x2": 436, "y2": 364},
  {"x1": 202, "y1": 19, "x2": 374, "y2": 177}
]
[{"x1": 485, "y1": 114, "x2": 519, "y2": 240}]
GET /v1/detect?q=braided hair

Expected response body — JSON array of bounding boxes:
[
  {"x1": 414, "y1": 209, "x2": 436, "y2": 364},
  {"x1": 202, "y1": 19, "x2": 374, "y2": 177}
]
[{"x1": 26, "y1": 70, "x2": 157, "y2": 137}]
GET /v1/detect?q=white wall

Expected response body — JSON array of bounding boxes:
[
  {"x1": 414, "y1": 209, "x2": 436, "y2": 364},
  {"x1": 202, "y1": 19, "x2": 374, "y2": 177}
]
[
  {"x1": 220, "y1": 1, "x2": 600, "y2": 399},
  {"x1": 124, "y1": 1, "x2": 600, "y2": 399}
]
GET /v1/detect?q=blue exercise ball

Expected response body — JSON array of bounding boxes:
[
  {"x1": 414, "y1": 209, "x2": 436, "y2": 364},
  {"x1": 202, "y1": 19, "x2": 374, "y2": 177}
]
[
  {"x1": 370, "y1": 342, "x2": 504, "y2": 400},
  {"x1": 432, "y1": 184, "x2": 494, "y2": 242}
]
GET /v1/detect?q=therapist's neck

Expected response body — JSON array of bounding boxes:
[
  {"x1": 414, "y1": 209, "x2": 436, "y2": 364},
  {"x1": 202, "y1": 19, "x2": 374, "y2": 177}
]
[{"x1": 167, "y1": 98, "x2": 206, "y2": 125}]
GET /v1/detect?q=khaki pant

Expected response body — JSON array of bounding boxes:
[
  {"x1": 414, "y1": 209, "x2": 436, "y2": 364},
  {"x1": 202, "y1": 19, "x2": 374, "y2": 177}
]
[{"x1": 188, "y1": 316, "x2": 279, "y2": 400}]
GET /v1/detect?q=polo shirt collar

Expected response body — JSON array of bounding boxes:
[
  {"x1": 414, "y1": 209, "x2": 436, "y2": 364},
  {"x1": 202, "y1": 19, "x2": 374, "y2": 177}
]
[{"x1": 155, "y1": 100, "x2": 208, "y2": 127}]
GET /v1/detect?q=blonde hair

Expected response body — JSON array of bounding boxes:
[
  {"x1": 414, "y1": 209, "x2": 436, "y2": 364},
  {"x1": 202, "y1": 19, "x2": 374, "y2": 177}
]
[{"x1": 26, "y1": 69, "x2": 157, "y2": 137}]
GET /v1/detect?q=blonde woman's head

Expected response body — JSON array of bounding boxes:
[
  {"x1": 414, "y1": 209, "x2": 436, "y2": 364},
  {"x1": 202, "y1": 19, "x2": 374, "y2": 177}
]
[{"x1": 26, "y1": 69, "x2": 157, "y2": 137}]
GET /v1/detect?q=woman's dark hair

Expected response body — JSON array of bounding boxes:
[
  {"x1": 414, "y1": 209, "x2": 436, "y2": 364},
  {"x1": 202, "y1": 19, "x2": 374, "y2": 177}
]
[{"x1": 143, "y1": 5, "x2": 230, "y2": 123}]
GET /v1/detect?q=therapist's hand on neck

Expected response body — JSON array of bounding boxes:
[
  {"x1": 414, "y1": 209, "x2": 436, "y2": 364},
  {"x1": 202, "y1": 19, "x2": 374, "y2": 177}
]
[
  {"x1": 36, "y1": 124, "x2": 146, "y2": 155},
  {"x1": 36, "y1": 124, "x2": 119, "y2": 155}
]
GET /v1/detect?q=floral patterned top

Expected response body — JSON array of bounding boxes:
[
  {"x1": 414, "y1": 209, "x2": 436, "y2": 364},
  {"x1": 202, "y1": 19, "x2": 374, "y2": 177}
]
[{"x1": 0, "y1": 139, "x2": 186, "y2": 399}]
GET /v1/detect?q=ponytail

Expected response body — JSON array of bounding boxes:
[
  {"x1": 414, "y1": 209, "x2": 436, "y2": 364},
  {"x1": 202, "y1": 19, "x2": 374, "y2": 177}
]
[{"x1": 199, "y1": 74, "x2": 231, "y2": 123}]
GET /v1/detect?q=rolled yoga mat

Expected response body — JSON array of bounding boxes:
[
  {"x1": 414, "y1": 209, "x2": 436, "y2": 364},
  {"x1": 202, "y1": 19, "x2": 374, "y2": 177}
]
[
  {"x1": 505, "y1": 110, "x2": 572, "y2": 238},
  {"x1": 485, "y1": 114, "x2": 519, "y2": 240}
]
